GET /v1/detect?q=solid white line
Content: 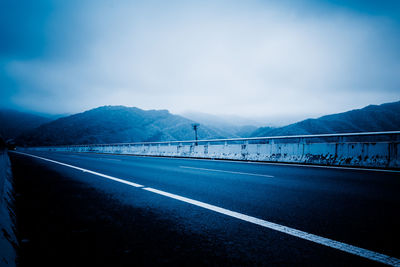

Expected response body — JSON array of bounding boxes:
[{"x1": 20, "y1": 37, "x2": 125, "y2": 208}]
[
  {"x1": 103, "y1": 158, "x2": 123, "y2": 162},
  {"x1": 12, "y1": 151, "x2": 143, "y2": 188},
  {"x1": 178, "y1": 157, "x2": 400, "y2": 173},
  {"x1": 78, "y1": 153, "x2": 400, "y2": 173},
  {"x1": 237, "y1": 160, "x2": 400, "y2": 173},
  {"x1": 143, "y1": 187, "x2": 400, "y2": 266},
  {"x1": 12, "y1": 151, "x2": 400, "y2": 266},
  {"x1": 179, "y1": 165, "x2": 274, "y2": 178}
]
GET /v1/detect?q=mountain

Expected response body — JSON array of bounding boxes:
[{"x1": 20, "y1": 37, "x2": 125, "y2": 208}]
[
  {"x1": 181, "y1": 111, "x2": 259, "y2": 137},
  {"x1": 11, "y1": 100, "x2": 400, "y2": 145},
  {"x1": 251, "y1": 101, "x2": 400, "y2": 137},
  {"x1": 17, "y1": 106, "x2": 231, "y2": 146},
  {"x1": 0, "y1": 109, "x2": 53, "y2": 141}
]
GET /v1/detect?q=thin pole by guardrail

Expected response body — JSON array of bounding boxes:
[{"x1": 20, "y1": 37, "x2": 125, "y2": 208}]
[{"x1": 33, "y1": 131, "x2": 400, "y2": 148}]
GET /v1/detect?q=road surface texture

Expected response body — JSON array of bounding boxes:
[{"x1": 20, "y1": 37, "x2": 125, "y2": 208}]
[{"x1": 9, "y1": 151, "x2": 400, "y2": 266}]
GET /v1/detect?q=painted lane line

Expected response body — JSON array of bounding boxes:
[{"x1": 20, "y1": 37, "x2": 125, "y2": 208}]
[
  {"x1": 108, "y1": 153, "x2": 400, "y2": 173},
  {"x1": 12, "y1": 151, "x2": 400, "y2": 266},
  {"x1": 231, "y1": 160, "x2": 400, "y2": 173},
  {"x1": 179, "y1": 165, "x2": 274, "y2": 178},
  {"x1": 13, "y1": 151, "x2": 143, "y2": 188},
  {"x1": 103, "y1": 158, "x2": 123, "y2": 162},
  {"x1": 142, "y1": 187, "x2": 400, "y2": 267},
  {"x1": 38, "y1": 151, "x2": 400, "y2": 173}
]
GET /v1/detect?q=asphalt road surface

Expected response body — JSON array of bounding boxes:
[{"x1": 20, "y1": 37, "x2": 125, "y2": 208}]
[{"x1": 9, "y1": 151, "x2": 400, "y2": 266}]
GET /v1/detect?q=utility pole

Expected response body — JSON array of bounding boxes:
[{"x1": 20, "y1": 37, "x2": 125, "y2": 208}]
[{"x1": 192, "y1": 123, "x2": 199, "y2": 145}]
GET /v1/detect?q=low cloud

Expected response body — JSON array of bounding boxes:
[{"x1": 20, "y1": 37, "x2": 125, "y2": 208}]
[{"x1": 2, "y1": 0, "x2": 400, "y2": 122}]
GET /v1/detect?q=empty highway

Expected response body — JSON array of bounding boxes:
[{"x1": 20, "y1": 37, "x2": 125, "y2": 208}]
[{"x1": 9, "y1": 151, "x2": 400, "y2": 266}]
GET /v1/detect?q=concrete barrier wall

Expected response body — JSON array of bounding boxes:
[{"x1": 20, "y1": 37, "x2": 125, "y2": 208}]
[{"x1": 23, "y1": 132, "x2": 400, "y2": 169}]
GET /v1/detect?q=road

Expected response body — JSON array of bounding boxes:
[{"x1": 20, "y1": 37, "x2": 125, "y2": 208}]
[{"x1": 9, "y1": 151, "x2": 400, "y2": 266}]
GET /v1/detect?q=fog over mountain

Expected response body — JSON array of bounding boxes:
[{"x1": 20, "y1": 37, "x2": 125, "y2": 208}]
[
  {"x1": 181, "y1": 112, "x2": 266, "y2": 127},
  {"x1": 180, "y1": 111, "x2": 259, "y2": 137}
]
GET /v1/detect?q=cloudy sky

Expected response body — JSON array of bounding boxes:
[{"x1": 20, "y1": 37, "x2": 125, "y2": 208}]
[{"x1": 1, "y1": 0, "x2": 399, "y2": 124}]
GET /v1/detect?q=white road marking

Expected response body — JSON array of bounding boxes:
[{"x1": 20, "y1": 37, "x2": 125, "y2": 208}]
[
  {"x1": 175, "y1": 157, "x2": 400, "y2": 173},
  {"x1": 70, "y1": 152, "x2": 400, "y2": 173},
  {"x1": 103, "y1": 158, "x2": 122, "y2": 162},
  {"x1": 13, "y1": 152, "x2": 143, "y2": 188},
  {"x1": 179, "y1": 165, "x2": 274, "y2": 178},
  {"x1": 142, "y1": 187, "x2": 400, "y2": 266},
  {"x1": 12, "y1": 151, "x2": 400, "y2": 266}
]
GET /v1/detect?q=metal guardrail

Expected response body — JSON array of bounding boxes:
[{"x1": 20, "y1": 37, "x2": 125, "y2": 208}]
[{"x1": 54, "y1": 131, "x2": 400, "y2": 148}]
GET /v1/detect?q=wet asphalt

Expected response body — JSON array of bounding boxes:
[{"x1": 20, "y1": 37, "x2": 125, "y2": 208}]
[{"x1": 9, "y1": 151, "x2": 400, "y2": 266}]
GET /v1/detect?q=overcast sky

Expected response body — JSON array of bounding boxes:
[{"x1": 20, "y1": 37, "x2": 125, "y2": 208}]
[{"x1": 1, "y1": 0, "x2": 399, "y2": 125}]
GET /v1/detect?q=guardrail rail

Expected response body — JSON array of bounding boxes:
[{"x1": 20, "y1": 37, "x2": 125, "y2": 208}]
[{"x1": 22, "y1": 131, "x2": 400, "y2": 169}]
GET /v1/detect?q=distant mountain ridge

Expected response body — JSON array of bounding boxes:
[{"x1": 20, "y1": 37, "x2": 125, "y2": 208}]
[
  {"x1": 17, "y1": 106, "x2": 235, "y2": 146},
  {"x1": 6, "y1": 100, "x2": 400, "y2": 146},
  {"x1": 0, "y1": 109, "x2": 53, "y2": 141},
  {"x1": 251, "y1": 101, "x2": 400, "y2": 137}
]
